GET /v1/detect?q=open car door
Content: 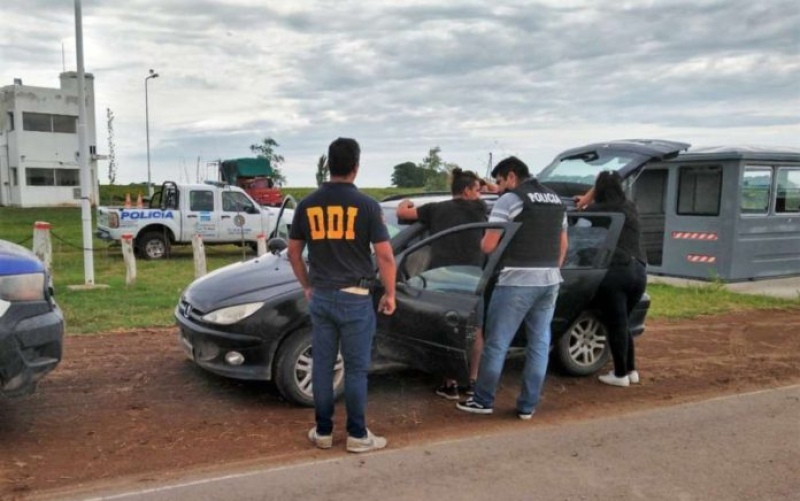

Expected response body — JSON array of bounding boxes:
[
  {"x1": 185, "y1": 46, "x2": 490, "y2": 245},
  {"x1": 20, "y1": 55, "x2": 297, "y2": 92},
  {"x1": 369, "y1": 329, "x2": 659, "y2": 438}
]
[{"x1": 375, "y1": 221, "x2": 519, "y2": 382}]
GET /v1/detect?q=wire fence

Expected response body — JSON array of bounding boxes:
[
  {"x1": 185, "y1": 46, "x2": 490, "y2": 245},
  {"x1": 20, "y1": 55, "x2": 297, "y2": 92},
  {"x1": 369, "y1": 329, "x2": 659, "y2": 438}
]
[{"x1": 20, "y1": 229, "x2": 261, "y2": 260}]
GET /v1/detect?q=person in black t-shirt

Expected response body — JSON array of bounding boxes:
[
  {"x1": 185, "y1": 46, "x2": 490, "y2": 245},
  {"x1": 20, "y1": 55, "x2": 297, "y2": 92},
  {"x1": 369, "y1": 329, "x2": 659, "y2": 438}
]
[
  {"x1": 582, "y1": 171, "x2": 647, "y2": 387},
  {"x1": 288, "y1": 137, "x2": 396, "y2": 453},
  {"x1": 397, "y1": 168, "x2": 487, "y2": 400}
]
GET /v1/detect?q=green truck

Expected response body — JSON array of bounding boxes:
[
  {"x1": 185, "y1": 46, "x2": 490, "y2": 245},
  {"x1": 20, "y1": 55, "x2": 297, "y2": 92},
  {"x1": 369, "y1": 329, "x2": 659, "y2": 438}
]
[{"x1": 219, "y1": 158, "x2": 282, "y2": 207}]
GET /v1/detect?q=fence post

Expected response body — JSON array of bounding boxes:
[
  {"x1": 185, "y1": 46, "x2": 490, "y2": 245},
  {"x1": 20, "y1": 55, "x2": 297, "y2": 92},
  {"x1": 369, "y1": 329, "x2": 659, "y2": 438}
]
[
  {"x1": 192, "y1": 234, "x2": 207, "y2": 278},
  {"x1": 256, "y1": 233, "x2": 267, "y2": 256},
  {"x1": 32, "y1": 221, "x2": 53, "y2": 278},
  {"x1": 121, "y1": 233, "x2": 136, "y2": 285}
]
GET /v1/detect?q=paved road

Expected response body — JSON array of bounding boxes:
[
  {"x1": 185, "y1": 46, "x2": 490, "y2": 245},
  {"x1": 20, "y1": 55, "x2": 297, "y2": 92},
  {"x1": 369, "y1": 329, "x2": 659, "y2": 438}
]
[{"x1": 67, "y1": 385, "x2": 800, "y2": 501}]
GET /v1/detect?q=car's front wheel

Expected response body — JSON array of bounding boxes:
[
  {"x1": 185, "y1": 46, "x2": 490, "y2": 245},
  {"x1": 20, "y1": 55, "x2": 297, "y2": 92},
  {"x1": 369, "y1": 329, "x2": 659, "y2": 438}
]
[
  {"x1": 274, "y1": 328, "x2": 344, "y2": 407},
  {"x1": 554, "y1": 312, "x2": 610, "y2": 376}
]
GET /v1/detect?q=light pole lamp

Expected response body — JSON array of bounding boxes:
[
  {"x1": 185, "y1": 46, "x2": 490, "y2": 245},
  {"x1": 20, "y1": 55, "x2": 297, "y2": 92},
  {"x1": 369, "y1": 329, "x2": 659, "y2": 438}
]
[{"x1": 145, "y1": 69, "x2": 159, "y2": 197}]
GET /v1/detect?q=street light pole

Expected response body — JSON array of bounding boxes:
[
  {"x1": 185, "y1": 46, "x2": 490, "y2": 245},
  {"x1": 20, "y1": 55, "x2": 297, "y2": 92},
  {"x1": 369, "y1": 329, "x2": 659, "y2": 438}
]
[{"x1": 145, "y1": 69, "x2": 159, "y2": 197}]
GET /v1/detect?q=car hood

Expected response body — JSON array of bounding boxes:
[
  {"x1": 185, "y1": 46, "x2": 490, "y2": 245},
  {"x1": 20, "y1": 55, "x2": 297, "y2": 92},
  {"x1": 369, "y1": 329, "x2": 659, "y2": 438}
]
[
  {"x1": 540, "y1": 139, "x2": 690, "y2": 180},
  {"x1": 0, "y1": 239, "x2": 44, "y2": 276},
  {"x1": 182, "y1": 252, "x2": 299, "y2": 311}
]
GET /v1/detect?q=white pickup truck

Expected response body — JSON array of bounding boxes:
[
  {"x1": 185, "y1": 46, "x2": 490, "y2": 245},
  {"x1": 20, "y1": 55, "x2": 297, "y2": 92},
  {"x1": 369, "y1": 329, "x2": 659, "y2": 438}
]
[{"x1": 95, "y1": 181, "x2": 292, "y2": 259}]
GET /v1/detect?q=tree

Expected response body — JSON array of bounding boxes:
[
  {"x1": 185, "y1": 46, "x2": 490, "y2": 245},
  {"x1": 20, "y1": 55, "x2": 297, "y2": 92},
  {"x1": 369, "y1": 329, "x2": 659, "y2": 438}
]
[
  {"x1": 315, "y1": 154, "x2": 329, "y2": 186},
  {"x1": 106, "y1": 108, "x2": 117, "y2": 185},
  {"x1": 391, "y1": 161, "x2": 425, "y2": 187},
  {"x1": 250, "y1": 137, "x2": 287, "y2": 185},
  {"x1": 420, "y1": 146, "x2": 451, "y2": 191}
]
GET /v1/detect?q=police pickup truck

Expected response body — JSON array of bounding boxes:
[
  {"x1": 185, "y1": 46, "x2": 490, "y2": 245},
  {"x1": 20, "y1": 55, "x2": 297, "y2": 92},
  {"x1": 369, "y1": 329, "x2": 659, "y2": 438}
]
[{"x1": 95, "y1": 181, "x2": 292, "y2": 259}]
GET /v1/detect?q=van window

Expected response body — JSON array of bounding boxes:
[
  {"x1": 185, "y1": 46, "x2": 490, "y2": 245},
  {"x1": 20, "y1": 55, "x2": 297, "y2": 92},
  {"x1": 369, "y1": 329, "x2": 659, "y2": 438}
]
[
  {"x1": 677, "y1": 165, "x2": 721, "y2": 216},
  {"x1": 740, "y1": 167, "x2": 772, "y2": 214},
  {"x1": 775, "y1": 168, "x2": 800, "y2": 214}
]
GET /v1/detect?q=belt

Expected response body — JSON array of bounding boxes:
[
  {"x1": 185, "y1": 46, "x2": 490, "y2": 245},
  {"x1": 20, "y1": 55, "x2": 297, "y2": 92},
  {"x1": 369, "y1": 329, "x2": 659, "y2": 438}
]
[{"x1": 340, "y1": 286, "x2": 370, "y2": 295}]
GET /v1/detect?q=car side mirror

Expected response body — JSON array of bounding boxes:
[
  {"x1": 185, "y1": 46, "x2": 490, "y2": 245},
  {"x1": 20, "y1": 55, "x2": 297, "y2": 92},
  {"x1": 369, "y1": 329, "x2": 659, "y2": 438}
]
[{"x1": 267, "y1": 237, "x2": 288, "y2": 255}]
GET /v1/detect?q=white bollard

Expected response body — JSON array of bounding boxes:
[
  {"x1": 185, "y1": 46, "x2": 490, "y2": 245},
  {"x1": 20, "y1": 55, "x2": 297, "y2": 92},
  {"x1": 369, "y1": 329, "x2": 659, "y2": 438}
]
[
  {"x1": 121, "y1": 234, "x2": 136, "y2": 285},
  {"x1": 32, "y1": 221, "x2": 53, "y2": 278},
  {"x1": 192, "y1": 234, "x2": 207, "y2": 278},
  {"x1": 256, "y1": 233, "x2": 267, "y2": 256}
]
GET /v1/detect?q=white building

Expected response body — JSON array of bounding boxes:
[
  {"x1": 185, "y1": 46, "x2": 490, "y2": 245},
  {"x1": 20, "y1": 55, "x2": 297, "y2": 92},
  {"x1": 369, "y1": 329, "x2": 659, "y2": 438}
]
[{"x1": 0, "y1": 72, "x2": 101, "y2": 207}]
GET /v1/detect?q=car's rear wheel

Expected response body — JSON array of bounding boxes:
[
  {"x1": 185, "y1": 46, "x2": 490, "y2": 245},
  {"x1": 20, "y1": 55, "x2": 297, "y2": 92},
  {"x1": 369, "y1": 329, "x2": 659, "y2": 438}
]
[
  {"x1": 274, "y1": 328, "x2": 344, "y2": 407},
  {"x1": 137, "y1": 231, "x2": 169, "y2": 260},
  {"x1": 554, "y1": 312, "x2": 610, "y2": 376}
]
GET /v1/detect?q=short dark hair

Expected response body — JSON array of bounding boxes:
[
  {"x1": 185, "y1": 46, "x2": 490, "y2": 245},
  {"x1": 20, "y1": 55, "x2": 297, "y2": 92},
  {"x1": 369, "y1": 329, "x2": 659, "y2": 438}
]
[
  {"x1": 450, "y1": 167, "x2": 480, "y2": 196},
  {"x1": 593, "y1": 170, "x2": 627, "y2": 204},
  {"x1": 491, "y1": 156, "x2": 530, "y2": 180},
  {"x1": 328, "y1": 137, "x2": 361, "y2": 176}
]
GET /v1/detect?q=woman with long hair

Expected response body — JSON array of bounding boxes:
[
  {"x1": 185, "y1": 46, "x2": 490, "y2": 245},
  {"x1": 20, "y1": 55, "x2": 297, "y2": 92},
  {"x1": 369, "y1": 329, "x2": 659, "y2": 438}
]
[{"x1": 584, "y1": 171, "x2": 648, "y2": 387}]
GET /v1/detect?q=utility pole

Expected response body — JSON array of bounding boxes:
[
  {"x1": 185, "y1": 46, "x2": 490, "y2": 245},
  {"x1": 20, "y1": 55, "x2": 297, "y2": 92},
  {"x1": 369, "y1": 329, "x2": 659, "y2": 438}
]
[{"x1": 74, "y1": 0, "x2": 94, "y2": 286}]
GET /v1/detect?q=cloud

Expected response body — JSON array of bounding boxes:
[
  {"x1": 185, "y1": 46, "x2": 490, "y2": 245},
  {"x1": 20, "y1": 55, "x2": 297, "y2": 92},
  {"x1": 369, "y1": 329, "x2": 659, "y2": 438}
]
[{"x1": 1, "y1": 0, "x2": 798, "y2": 187}]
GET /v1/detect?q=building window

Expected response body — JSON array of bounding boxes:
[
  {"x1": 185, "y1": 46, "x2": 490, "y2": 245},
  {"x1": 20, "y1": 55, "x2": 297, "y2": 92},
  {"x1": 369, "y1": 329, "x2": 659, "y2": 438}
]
[
  {"x1": 11, "y1": 168, "x2": 18, "y2": 186},
  {"x1": 26, "y1": 168, "x2": 80, "y2": 186},
  {"x1": 53, "y1": 114, "x2": 77, "y2": 133},
  {"x1": 6, "y1": 112, "x2": 13, "y2": 131},
  {"x1": 677, "y1": 165, "x2": 722, "y2": 216},
  {"x1": 776, "y1": 168, "x2": 800, "y2": 214},
  {"x1": 55, "y1": 169, "x2": 80, "y2": 186},
  {"x1": 26, "y1": 168, "x2": 55, "y2": 186},
  {"x1": 740, "y1": 167, "x2": 772, "y2": 215},
  {"x1": 22, "y1": 113, "x2": 77, "y2": 133},
  {"x1": 23, "y1": 113, "x2": 52, "y2": 132}
]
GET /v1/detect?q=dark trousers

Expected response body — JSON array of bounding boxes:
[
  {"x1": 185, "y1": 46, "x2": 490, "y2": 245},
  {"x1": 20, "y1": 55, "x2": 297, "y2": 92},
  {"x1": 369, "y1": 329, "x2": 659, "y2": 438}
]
[{"x1": 596, "y1": 260, "x2": 647, "y2": 377}]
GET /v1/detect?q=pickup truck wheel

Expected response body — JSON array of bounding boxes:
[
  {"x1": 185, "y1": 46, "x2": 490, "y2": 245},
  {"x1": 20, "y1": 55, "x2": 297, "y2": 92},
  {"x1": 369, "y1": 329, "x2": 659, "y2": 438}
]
[
  {"x1": 554, "y1": 312, "x2": 610, "y2": 376},
  {"x1": 137, "y1": 232, "x2": 169, "y2": 260},
  {"x1": 274, "y1": 328, "x2": 344, "y2": 407}
]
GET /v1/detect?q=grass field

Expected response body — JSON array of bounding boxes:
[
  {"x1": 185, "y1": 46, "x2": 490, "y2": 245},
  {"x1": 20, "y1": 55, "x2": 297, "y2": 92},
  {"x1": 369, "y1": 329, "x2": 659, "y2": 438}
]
[{"x1": 2, "y1": 190, "x2": 798, "y2": 334}]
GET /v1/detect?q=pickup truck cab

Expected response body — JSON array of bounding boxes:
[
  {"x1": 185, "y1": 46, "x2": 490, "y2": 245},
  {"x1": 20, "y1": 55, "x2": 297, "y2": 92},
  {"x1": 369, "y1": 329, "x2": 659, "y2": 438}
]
[{"x1": 96, "y1": 181, "x2": 292, "y2": 259}]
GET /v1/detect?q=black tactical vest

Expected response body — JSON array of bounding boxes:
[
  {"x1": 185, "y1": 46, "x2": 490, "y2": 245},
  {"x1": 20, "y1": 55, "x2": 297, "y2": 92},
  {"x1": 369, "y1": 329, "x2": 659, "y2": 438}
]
[{"x1": 502, "y1": 179, "x2": 565, "y2": 268}]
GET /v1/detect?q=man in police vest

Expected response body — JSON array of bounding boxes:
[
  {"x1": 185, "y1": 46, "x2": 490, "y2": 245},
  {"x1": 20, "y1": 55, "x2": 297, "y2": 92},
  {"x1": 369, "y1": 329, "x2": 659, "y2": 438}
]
[
  {"x1": 288, "y1": 137, "x2": 396, "y2": 453},
  {"x1": 457, "y1": 156, "x2": 567, "y2": 420}
]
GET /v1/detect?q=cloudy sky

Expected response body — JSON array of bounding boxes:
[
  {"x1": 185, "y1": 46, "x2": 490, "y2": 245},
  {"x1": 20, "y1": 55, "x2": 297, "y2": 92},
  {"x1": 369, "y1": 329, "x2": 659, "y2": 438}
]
[{"x1": 2, "y1": 0, "x2": 798, "y2": 187}]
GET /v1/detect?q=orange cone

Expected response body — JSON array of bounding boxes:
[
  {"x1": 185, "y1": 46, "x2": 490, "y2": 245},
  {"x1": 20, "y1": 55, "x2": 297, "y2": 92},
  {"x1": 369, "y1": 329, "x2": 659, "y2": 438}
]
[
  {"x1": 136, "y1": 192, "x2": 144, "y2": 208},
  {"x1": 124, "y1": 193, "x2": 131, "y2": 208}
]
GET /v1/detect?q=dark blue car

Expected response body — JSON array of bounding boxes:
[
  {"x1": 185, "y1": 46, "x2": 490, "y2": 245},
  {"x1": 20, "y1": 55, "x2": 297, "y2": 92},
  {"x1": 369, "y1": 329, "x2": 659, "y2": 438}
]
[{"x1": 0, "y1": 239, "x2": 64, "y2": 397}]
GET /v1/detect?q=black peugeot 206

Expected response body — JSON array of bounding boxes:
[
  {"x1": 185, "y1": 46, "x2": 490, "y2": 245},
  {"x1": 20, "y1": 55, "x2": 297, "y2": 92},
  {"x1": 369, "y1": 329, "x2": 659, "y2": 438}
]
[{"x1": 176, "y1": 139, "x2": 687, "y2": 406}]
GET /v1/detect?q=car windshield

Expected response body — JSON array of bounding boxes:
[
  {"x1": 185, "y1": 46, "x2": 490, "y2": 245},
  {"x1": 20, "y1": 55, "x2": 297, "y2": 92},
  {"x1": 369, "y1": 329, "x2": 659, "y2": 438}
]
[
  {"x1": 382, "y1": 207, "x2": 403, "y2": 238},
  {"x1": 538, "y1": 151, "x2": 636, "y2": 185}
]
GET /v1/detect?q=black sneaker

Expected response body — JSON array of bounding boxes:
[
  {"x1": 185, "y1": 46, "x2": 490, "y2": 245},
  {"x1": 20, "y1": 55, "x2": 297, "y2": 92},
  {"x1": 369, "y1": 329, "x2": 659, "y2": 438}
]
[
  {"x1": 456, "y1": 397, "x2": 493, "y2": 414},
  {"x1": 465, "y1": 379, "x2": 476, "y2": 396},
  {"x1": 435, "y1": 383, "x2": 460, "y2": 401}
]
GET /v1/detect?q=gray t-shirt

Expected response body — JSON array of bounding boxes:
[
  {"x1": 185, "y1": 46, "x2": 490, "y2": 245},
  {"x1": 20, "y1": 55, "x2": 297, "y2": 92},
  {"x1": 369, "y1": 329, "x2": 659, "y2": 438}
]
[{"x1": 489, "y1": 191, "x2": 567, "y2": 287}]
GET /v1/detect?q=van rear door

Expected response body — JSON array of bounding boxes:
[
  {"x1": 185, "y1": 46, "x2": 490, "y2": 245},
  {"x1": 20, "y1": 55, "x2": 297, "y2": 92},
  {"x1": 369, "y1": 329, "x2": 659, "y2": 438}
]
[{"x1": 538, "y1": 139, "x2": 690, "y2": 197}]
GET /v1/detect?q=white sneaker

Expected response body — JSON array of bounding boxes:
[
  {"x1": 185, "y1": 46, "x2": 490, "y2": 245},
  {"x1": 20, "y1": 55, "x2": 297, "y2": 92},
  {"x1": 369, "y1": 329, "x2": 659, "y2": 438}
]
[
  {"x1": 598, "y1": 371, "x2": 630, "y2": 387},
  {"x1": 346, "y1": 429, "x2": 387, "y2": 453},
  {"x1": 628, "y1": 370, "x2": 640, "y2": 384},
  {"x1": 308, "y1": 427, "x2": 333, "y2": 449}
]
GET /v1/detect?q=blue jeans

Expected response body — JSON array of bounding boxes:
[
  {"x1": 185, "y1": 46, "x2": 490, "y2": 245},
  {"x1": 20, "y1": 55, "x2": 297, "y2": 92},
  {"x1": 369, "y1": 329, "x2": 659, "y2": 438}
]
[
  {"x1": 474, "y1": 284, "x2": 559, "y2": 414},
  {"x1": 309, "y1": 288, "x2": 375, "y2": 438}
]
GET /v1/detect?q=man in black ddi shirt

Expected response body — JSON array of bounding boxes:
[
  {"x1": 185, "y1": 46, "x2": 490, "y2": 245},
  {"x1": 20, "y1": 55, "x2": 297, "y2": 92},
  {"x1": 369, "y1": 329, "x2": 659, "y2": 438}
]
[{"x1": 288, "y1": 138, "x2": 396, "y2": 453}]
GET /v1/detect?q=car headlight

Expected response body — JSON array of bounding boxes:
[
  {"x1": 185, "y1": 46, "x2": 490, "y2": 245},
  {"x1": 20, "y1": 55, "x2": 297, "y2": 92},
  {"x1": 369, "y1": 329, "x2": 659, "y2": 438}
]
[
  {"x1": 0, "y1": 273, "x2": 46, "y2": 302},
  {"x1": 201, "y1": 302, "x2": 264, "y2": 325}
]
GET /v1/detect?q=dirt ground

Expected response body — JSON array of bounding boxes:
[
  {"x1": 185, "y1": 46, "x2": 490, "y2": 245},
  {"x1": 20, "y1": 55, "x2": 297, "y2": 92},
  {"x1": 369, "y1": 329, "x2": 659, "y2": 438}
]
[{"x1": 2, "y1": 307, "x2": 799, "y2": 500}]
